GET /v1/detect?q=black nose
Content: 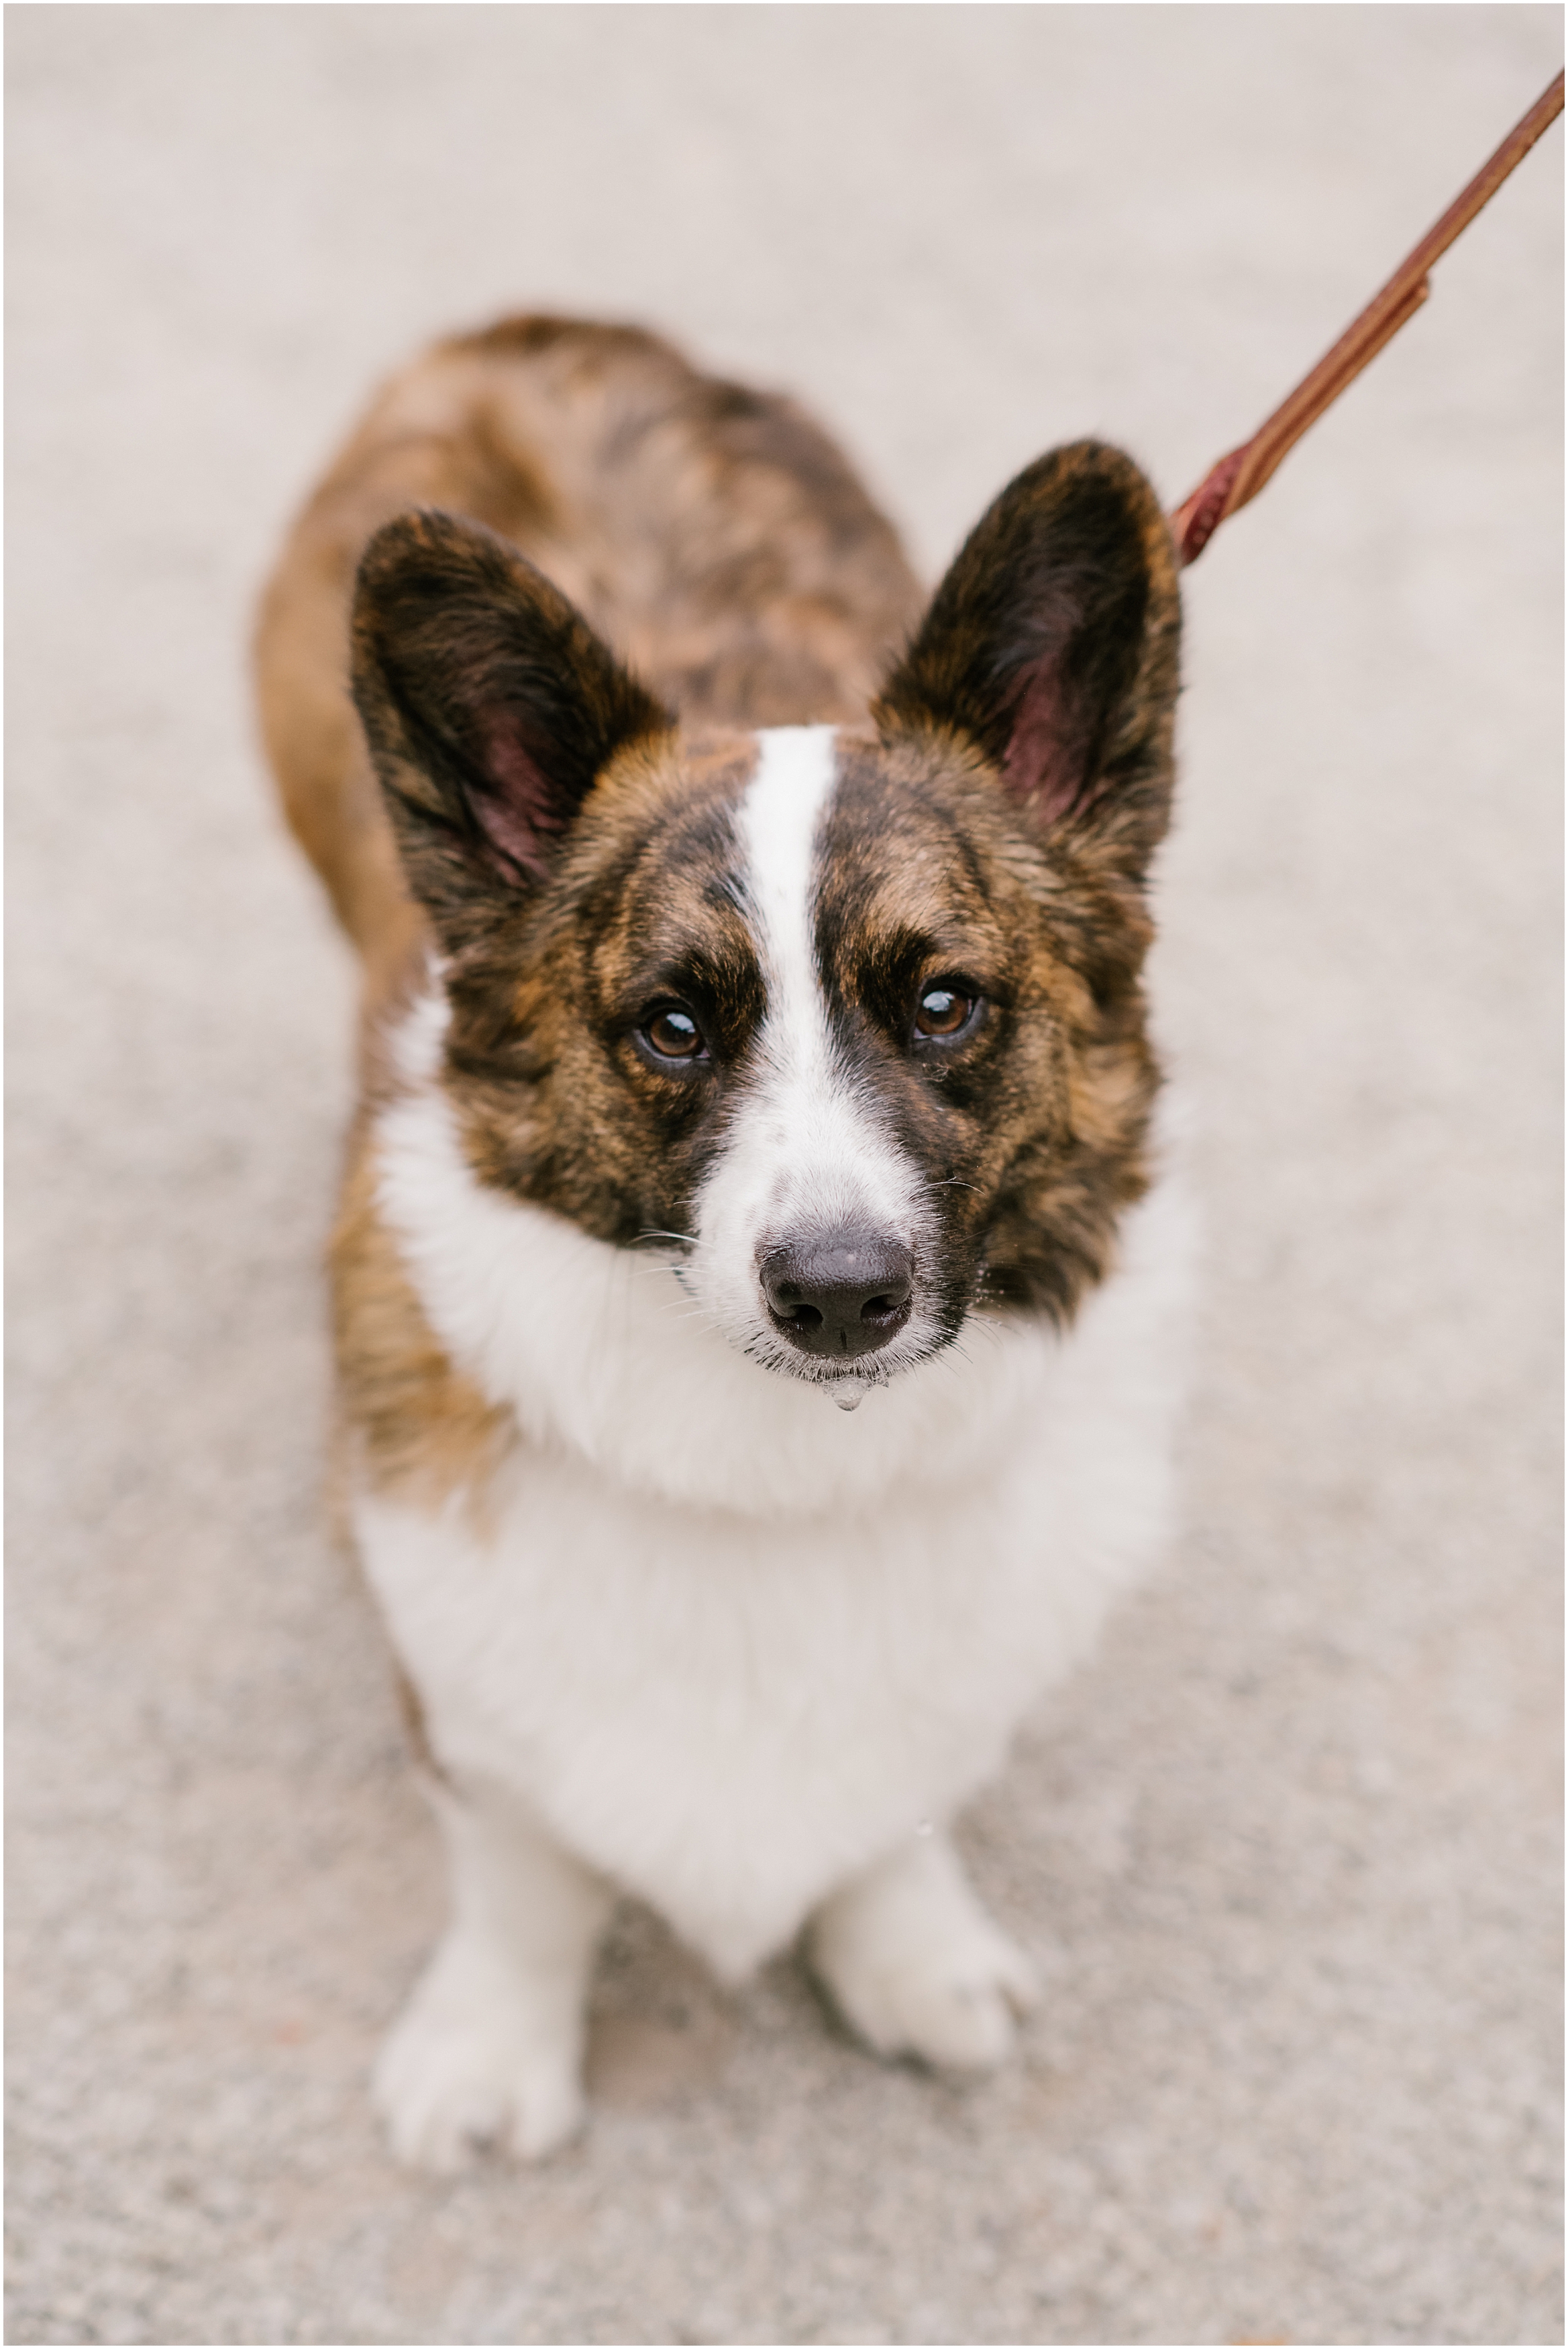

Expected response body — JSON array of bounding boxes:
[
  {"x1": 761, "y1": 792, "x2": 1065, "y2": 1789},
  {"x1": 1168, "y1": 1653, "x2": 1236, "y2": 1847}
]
[{"x1": 761, "y1": 1230, "x2": 914, "y2": 1359}]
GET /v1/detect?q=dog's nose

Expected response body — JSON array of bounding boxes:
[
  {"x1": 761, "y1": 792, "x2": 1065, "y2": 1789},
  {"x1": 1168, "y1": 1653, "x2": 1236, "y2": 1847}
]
[{"x1": 761, "y1": 1230, "x2": 913, "y2": 1359}]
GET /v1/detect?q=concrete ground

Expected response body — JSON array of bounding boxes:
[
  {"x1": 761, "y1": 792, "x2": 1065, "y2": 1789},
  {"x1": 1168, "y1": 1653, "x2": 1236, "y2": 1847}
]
[{"x1": 7, "y1": 8, "x2": 1562, "y2": 2344}]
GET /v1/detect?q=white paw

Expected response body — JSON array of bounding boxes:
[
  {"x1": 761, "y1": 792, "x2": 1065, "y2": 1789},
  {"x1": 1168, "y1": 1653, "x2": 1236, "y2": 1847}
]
[
  {"x1": 810, "y1": 1838, "x2": 1039, "y2": 2073},
  {"x1": 822, "y1": 1914, "x2": 1039, "y2": 2071},
  {"x1": 374, "y1": 1938, "x2": 586, "y2": 2171}
]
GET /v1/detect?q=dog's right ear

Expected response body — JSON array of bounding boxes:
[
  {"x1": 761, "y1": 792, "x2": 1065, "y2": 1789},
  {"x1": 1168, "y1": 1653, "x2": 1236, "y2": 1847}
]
[{"x1": 351, "y1": 510, "x2": 672, "y2": 946}]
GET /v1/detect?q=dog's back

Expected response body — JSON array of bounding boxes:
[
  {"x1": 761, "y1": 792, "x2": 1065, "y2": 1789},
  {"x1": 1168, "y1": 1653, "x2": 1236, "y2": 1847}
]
[{"x1": 256, "y1": 316, "x2": 923, "y2": 1001}]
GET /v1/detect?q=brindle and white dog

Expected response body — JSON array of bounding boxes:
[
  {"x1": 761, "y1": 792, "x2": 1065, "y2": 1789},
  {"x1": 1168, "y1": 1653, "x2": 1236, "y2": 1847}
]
[{"x1": 256, "y1": 315, "x2": 1190, "y2": 2170}]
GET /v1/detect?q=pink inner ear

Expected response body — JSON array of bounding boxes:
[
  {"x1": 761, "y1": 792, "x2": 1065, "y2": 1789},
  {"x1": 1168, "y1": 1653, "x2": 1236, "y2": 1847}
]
[
  {"x1": 474, "y1": 712, "x2": 566, "y2": 879},
  {"x1": 1000, "y1": 656, "x2": 1088, "y2": 827}
]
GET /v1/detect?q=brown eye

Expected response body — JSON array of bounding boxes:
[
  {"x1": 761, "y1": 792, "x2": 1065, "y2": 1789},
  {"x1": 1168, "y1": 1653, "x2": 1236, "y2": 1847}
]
[
  {"x1": 914, "y1": 986, "x2": 978, "y2": 1040},
  {"x1": 642, "y1": 1006, "x2": 705, "y2": 1061}
]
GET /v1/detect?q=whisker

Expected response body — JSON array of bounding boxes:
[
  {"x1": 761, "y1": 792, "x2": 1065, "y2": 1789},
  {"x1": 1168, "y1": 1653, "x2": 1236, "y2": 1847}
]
[{"x1": 657, "y1": 1301, "x2": 725, "y2": 1330}]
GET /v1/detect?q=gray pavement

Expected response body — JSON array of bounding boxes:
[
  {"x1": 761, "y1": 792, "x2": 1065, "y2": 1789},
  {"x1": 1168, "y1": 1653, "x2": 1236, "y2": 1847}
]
[{"x1": 6, "y1": 8, "x2": 1562, "y2": 2343}]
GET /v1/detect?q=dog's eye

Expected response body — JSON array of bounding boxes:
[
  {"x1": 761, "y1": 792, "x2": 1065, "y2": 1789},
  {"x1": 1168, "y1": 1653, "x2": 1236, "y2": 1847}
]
[
  {"x1": 914, "y1": 986, "x2": 980, "y2": 1042},
  {"x1": 641, "y1": 1006, "x2": 707, "y2": 1061}
]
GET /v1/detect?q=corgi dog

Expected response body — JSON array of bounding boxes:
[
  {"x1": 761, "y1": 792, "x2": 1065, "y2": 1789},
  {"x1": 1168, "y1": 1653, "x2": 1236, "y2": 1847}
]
[{"x1": 256, "y1": 315, "x2": 1189, "y2": 2171}]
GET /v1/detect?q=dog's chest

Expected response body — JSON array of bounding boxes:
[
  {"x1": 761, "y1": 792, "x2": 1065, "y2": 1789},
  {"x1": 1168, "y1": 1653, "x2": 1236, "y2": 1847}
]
[
  {"x1": 352, "y1": 1156, "x2": 1190, "y2": 1977},
  {"x1": 359, "y1": 1448, "x2": 1063, "y2": 1975}
]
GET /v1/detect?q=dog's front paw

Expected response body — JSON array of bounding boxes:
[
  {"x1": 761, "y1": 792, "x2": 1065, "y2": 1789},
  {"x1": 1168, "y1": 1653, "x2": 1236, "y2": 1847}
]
[
  {"x1": 809, "y1": 1834, "x2": 1039, "y2": 2073},
  {"x1": 374, "y1": 1937, "x2": 586, "y2": 2171}
]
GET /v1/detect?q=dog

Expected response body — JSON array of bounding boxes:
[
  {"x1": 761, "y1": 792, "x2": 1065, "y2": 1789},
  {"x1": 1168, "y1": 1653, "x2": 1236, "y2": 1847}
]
[{"x1": 255, "y1": 314, "x2": 1190, "y2": 2170}]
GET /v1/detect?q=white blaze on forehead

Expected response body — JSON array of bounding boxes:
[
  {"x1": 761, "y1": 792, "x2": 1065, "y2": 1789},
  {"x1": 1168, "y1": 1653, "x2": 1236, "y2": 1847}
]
[
  {"x1": 735, "y1": 724, "x2": 841, "y2": 1076},
  {"x1": 686, "y1": 725, "x2": 935, "y2": 1371}
]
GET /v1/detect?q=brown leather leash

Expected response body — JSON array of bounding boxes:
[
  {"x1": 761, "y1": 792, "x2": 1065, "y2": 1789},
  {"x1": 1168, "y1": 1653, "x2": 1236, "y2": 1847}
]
[{"x1": 1170, "y1": 70, "x2": 1565, "y2": 567}]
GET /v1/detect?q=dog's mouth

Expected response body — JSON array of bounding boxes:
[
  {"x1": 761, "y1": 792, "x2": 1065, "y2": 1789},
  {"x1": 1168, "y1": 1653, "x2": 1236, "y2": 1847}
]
[
  {"x1": 817, "y1": 1366, "x2": 888, "y2": 1413},
  {"x1": 745, "y1": 1291, "x2": 957, "y2": 1404},
  {"x1": 758, "y1": 1346, "x2": 903, "y2": 1407},
  {"x1": 672, "y1": 1270, "x2": 957, "y2": 1402}
]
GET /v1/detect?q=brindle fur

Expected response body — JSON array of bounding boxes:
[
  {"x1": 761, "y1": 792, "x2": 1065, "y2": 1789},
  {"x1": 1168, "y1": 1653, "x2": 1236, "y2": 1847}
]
[
  {"x1": 256, "y1": 315, "x2": 1180, "y2": 1508},
  {"x1": 256, "y1": 315, "x2": 923, "y2": 1010}
]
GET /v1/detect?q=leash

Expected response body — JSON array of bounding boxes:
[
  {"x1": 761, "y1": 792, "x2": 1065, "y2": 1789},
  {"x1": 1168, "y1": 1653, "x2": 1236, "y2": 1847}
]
[{"x1": 1170, "y1": 70, "x2": 1565, "y2": 567}]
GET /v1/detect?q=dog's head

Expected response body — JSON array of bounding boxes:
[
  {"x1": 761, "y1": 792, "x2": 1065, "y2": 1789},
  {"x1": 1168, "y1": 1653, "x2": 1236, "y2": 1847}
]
[{"x1": 351, "y1": 444, "x2": 1180, "y2": 1399}]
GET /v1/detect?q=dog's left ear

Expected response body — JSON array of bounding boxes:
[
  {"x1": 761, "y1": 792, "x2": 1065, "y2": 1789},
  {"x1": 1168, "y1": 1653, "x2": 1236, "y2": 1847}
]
[{"x1": 874, "y1": 443, "x2": 1180, "y2": 879}]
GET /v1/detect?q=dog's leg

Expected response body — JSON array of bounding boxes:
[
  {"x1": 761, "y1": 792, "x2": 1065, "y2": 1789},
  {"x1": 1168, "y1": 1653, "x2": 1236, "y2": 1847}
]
[
  {"x1": 807, "y1": 1830, "x2": 1038, "y2": 2072},
  {"x1": 374, "y1": 1775, "x2": 613, "y2": 2170}
]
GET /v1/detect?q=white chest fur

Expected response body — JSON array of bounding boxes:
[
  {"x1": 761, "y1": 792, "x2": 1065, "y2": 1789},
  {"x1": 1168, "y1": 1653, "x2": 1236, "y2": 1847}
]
[{"x1": 356, "y1": 1060, "x2": 1193, "y2": 1978}]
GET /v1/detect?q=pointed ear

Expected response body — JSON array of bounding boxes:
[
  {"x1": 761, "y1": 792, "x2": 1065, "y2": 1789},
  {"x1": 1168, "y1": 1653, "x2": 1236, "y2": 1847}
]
[
  {"x1": 350, "y1": 510, "x2": 672, "y2": 941},
  {"x1": 874, "y1": 443, "x2": 1180, "y2": 877}
]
